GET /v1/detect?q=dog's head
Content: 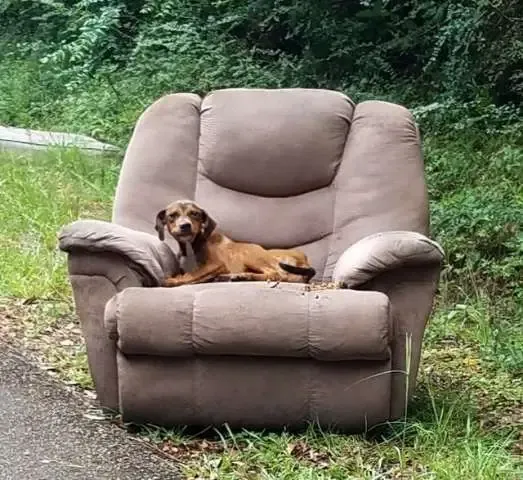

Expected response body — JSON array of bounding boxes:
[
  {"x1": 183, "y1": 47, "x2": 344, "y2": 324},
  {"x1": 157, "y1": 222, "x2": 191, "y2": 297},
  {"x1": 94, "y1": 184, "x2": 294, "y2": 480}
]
[{"x1": 155, "y1": 200, "x2": 216, "y2": 245}]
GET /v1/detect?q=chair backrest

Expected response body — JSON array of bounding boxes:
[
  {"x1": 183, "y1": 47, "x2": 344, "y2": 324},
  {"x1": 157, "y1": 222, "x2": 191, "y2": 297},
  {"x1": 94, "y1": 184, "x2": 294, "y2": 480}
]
[{"x1": 113, "y1": 88, "x2": 429, "y2": 279}]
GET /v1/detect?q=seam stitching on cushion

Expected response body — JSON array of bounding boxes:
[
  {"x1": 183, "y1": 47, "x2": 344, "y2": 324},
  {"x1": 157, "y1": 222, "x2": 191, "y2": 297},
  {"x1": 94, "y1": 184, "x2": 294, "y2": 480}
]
[
  {"x1": 322, "y1": 107, "x2": 353, "y2": 280},
  {"x1": 102, "y1": 275, "x2": 121, "y2": 352},
  {"x1": 194, "y1": 95, "x2": 203, "y2": 201},
  {"x1": 78, "y1": 272, "x2": 133, "y2": 348},
  {"x1": 331, "y1": 106, "x2": 354, "y2": 179},
  {"x1": 320, "y1": 184, "x2": 336, "y2": 281},
  {"x1": 191, "y1": 293, "x2": 196, "y2": 356},
  {"x1": 191, "y1": 294, "x2": 198, "y2": 421},
  {"x1": 307, "y1": 293, "x2": 313, "y2": 423},
  {"x1": 307, "y1": 292, "x2": 311, "y2": 359},
  {"x1": 194, "y1": 173, "x2": 334, "y2": 247},
  {"x1": 386, "y1": 297, "x2": 393, "y2": 346},
  {"x1": 115, "y1": 293, "x2": 121, "y2": 347},
  {"x1": 196, "y1": 167, "x2": 335, "y2": 199}
]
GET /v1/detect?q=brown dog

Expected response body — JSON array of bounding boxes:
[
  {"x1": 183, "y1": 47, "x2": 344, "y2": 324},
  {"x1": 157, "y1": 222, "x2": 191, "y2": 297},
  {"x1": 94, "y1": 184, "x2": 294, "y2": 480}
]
[{"x1": 155, "y1": 200, "x2": 316, "y2": 287}]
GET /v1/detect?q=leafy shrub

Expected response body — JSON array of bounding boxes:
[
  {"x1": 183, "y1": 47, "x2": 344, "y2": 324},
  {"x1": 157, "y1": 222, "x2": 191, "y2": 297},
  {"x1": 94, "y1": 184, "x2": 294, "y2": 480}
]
[
  {"x1": 1, "y1": 0, "x2": 522, "y2": 305},
  {"x1": 413, "y1": 100, "x2": 522, "y2": 137},
  {"x1": 427, "y1": 134, "x2": 523, "y2": 296},
  {"x1": 1, "y1": 0, "x2": 521, "y2": 106},
  {"x1": 431, "y1": 185, "x2": 522, "y2": 289}
]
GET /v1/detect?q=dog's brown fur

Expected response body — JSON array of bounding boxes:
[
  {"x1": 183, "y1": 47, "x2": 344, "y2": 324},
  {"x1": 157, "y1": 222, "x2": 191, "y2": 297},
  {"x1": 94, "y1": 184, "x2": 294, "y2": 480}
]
[{"x1": 155, "y1": 200, "x2": 316, "y2": 287}]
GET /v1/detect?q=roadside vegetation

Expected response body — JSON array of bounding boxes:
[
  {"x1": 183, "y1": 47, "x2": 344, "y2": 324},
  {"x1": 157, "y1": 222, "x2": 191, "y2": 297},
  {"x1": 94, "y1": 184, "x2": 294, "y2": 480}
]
[{"x1": 0, "y1": 1, "x2": 521, "y2": 478}]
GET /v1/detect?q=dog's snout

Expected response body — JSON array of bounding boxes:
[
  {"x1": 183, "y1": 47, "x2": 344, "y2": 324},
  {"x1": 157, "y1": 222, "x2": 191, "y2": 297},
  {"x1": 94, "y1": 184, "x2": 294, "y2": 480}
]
[{"x1": 179, "y1": 222, "x2": 192, "y2": 233}]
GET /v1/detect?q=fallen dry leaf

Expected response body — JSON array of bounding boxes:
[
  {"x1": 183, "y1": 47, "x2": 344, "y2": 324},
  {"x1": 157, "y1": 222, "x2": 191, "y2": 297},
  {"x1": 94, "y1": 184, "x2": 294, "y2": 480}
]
[
  {"x1": 154, "y1": 439, "x2": 234, "y2": 461},
  {"x1": 287, "y1": 440, "x2": 331, "y2": 468}
]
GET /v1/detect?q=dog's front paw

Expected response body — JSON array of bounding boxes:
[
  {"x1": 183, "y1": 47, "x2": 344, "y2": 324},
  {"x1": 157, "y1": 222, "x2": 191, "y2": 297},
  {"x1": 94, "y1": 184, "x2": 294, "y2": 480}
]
[{"x1": 162, "y1": 276, "x2": 184, "y2": 287}]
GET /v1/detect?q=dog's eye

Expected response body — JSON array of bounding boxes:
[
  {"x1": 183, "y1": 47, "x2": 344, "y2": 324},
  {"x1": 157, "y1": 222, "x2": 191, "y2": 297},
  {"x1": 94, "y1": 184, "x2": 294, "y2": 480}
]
[
  {"x1": 189, "y1": 211, "x2": 201, "y2": 219},
  {"x1": 168, "y1": 212, "x2": 178, "y2": 221}
]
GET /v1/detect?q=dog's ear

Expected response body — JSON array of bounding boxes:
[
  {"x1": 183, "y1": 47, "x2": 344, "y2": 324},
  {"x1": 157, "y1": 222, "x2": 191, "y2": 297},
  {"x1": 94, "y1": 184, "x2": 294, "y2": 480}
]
[
  {"x1": 200, "y1": 209, "x2": 217, "y2": 241},
  {"x1": 155, "y1": 209, "x2": 166, "y2": 241}
]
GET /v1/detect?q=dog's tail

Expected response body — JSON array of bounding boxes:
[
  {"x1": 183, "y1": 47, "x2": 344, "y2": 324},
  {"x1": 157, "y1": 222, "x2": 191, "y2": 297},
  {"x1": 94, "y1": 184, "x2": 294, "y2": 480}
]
[{"x1": 279, "y1": 262, "x2": 316, "y2": 281}]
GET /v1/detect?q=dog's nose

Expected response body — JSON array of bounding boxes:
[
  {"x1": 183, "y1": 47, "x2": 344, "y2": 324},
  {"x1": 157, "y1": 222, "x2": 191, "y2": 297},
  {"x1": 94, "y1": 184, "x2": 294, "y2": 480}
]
[{"x1": 179, "y1": 222, "x2": 192, "y2": 233}]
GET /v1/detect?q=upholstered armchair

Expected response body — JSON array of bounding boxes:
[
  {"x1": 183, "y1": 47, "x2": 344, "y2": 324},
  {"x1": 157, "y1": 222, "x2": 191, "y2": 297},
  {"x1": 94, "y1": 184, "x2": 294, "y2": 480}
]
[{"x1": 59, "y1": 88, "x2": 444, "y2": 431}]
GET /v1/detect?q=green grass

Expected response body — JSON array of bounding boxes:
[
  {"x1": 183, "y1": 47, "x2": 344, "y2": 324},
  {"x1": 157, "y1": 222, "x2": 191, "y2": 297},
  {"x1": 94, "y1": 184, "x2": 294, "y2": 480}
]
[
  {"x1": 0, "y1": 147, "x2": 521, "y2": 479},
  {"x1": 0, "y1": 148, "x2": 119, "y2": 298},
  {"x1": 1, "y1": 22, "x2": 521, "y2": 479}
]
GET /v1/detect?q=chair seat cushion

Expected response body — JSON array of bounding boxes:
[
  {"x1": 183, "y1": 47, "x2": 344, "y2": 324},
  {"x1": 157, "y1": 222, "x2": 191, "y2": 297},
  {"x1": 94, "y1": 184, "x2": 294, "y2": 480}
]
[{"x1": 104, "y1": 283, "x2": 391, "y2": 361}]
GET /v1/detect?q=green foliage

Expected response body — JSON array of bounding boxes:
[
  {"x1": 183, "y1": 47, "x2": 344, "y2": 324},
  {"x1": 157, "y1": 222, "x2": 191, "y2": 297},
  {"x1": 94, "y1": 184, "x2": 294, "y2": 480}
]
[
  {"x1": 1, "y1": 148, "x2": 521, "y2": 478},
  {"x1": 425, "y1": 129, "x2": 523, "y2": 297},
  {"x1": 430, "y1": 296, "x2": 523, "y2": 376},
  {"x1": 413, "y1": 100, "x2": 522, "y2": 137},
  {"x1": 1, "y1": 0, "x2": 522, "y2": 302},
  {"x1": 1, "y1": 1, "x2": 521, "y2": 106},
  {"x1": 0, "y1": 55, "x2": 148, "y2": 144},
  {"x1": 431, "y1": 185, "x2": 522, "y2": 287},
  {"x1": 0, "y1": 3, "x2": 522, "y2": 476}
]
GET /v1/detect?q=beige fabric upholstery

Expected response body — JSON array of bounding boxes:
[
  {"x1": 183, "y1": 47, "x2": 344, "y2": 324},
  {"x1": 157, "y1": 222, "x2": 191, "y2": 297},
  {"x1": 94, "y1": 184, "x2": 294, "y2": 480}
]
[
  {"x1": 59, "y1": 220, "x2": 178, "y2": 285},
  {"x1": 199, "y1": 89, "x2": 354, "y2": 196},
  {"x1": 104, "y1": 284, "x2": 391, "y2": 361},
  {"x1": 68, "y1": 252, "x2": 145, "y2": 410},
  {"x1": 58, "y1": 88, "x2": 443, "y2": 430},
  {"x1": 117, "y1": 355, "x2": 392, "y2": 431},
  {"x1": 334, "y1": 231, "x2": 444, "y2": 288},
  {"x1": 111, "y1": 89, "x2": 429, "y2": 273}
]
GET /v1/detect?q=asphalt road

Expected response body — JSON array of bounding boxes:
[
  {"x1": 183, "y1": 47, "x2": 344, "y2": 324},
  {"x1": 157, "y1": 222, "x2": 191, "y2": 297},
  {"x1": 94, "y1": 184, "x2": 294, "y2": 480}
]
[{"x1": 0, "y1": 342, "x2": 180, "y2": 480}]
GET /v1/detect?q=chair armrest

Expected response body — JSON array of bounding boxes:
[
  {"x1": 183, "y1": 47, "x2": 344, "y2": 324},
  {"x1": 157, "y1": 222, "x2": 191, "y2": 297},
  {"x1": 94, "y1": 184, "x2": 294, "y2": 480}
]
[
  {"x1": 58, "y1": 220, "x2": 179, "y2": 286},
  {"x1": 333, "y1": 231, "x2": 444, "y2": 288},
  {"x1": 334, "y1": 231, "x2": 444, "y2": 420}
]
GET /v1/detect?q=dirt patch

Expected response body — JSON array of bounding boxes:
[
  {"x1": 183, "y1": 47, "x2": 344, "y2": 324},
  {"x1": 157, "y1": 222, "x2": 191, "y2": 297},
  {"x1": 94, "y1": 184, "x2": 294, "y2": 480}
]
[
  {"x1": 0, "y1": 297, "x2": 92, "y2": 389},
  {"x1": 304, "y1": 281, "x2": 346, "y2": 291}
]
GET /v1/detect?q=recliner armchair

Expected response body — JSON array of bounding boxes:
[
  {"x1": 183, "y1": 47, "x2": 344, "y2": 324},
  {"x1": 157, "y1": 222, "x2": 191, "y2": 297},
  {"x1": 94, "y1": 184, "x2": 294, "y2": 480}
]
[{"x1": 58, "y1": 88, "x2": 444, "y2": 431}]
